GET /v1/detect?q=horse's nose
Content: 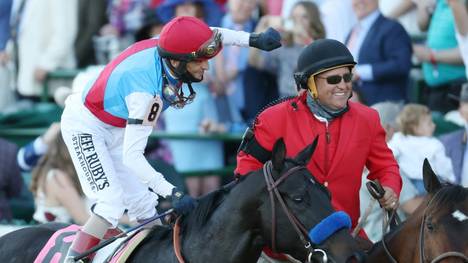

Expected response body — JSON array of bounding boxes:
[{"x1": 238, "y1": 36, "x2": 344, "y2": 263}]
[{"x1": 346, "y1": 251, "x2": 367, "y2": 263}]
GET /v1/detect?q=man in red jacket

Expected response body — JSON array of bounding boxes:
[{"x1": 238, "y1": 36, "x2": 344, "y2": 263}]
[{"x1": 236, "y1": 39, "x2": 402, "y2": 260}]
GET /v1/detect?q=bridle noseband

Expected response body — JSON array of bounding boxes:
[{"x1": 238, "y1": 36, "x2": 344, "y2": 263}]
[
  {"x1": 381, "y1": 188, "x2": 468, "y2": 263},
  {"x1": 262, "y1": 161, "x2": 327, "y2": 263}
]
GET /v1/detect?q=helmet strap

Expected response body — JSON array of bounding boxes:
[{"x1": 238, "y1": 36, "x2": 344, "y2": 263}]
[
  {"x1": 307, "y1": 76, "x2": 319, "y2": 99},
  {"x1": 161, "y1": 58, "x2": 197, "y2": 108},
  {"x1": 186, "y1": 82, "x2": 196, "y2": 98}
]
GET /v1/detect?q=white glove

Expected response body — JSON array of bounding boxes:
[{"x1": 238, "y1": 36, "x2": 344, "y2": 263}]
[{"x1": 146, "y1": 171, "x2": 175, "y2": 197}]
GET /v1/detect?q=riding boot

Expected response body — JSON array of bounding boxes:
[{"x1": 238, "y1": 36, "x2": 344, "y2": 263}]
[{"x1": 65, "y1": 231, "x2": 101, "y2": 262}]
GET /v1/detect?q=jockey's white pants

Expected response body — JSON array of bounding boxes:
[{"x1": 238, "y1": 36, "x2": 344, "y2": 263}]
[{"x1": 61, "y1": 94, "x2": 158, "y2": 227}]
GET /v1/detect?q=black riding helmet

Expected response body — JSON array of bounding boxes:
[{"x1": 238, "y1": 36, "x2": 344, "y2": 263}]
[{"x1": 294, "y1": 39, "x2": 356, "y2": 99}]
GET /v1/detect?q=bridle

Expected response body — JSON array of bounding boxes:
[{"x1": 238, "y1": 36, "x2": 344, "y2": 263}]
[
  {"x1": 418, "y1": 189, "x2": 468, "y2": 263},
  {"x1": 381, "y1": 188, "x2": 468, "y2": 263},
  {"x1": 262, "y1": 161, "x2": 328, "y2": 263}
]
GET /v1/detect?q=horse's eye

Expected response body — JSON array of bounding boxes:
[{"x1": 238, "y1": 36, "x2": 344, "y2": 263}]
[
  {"x1": 291, "y1": 195, "x2": 303, "y2": 202},
  {"x1": 426, "y1": 220, "x2": 435, "y2": 231}
]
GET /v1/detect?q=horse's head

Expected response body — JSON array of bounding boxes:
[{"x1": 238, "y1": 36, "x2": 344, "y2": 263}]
[
  {"x1": 415, "y1": 159, "x2": 468, "y2": 262},
  {"x1": 259, "y1": 137, "x2": 365, "y2": 263}
]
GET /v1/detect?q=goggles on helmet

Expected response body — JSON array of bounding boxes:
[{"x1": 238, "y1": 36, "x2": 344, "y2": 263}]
[
  {"x1": 190, "y1": 29, "x2": 222, "y2": 61},
  {"x1": 158, "y1": 29, "x2": 222, "y2": 62}
]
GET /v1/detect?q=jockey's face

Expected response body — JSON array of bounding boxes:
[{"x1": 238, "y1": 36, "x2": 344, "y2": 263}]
[
  {"x1": 186, "y1": 59, "x2": 209, "y2": 81},
  {"x1": 169, "y1": 59, "x2": 209, "y2": 81},
  {"x1": 315, "y1": 66, "x2": 352, "y2": 110}
]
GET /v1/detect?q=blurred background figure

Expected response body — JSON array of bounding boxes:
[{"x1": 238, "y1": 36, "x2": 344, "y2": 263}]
[
  {"x1": 0, "y1": 0, "x2": 15, "y2": 112},
  {"x1": 74, "y1": 0, "x2": 108, "y2": 69},
  {"x1": 319, "y1": 0, "x2": 356, "y2": 43},
  {"x1": 249, "y1": 1, "x2": 325, "y2": 98},
  {"x1": 17, "y1": 123, "x2": 61, "y2": 172},
  {"x1": 447, "y1": 0, "x2": 468, "y2": 79},
  {"x1": 0, "y1": 138, "x2": 23, "y2": 223},
  {"x1": 30, "y1": 130, "x2": 90, "y2": 225},
  {"x1": 100, "y1": 0, "x2": 152, "y2": 50},
  {"x1": 379, "y1": 0, "x2": 422, "y2": 37},
  {"x1": 349, "y1": 89, "x2": 366, "y2": 105},
  {"x1": 439, "y1": 83, "x2": 468, "y2": 187},
  {"x1": 0, "y1": 0, "x2": 11, "y2": 65},
  {"x1": 389, "y1": 103, "x2": 455, "y2": 195},
  {"x1": 157, "y1": 0, "x2": 223, "y2": 26},
  {"x1": 94, "y1": 0, "x2": 157, "y2": 65},
  {"x1": 413, "y1": 0, "x2": 466, "y2": 113},
  {"x1": 211, "y1": 0, "x2": 258, "y2": 131},
  {"x1": 15, "y1": 0, "x2": 78, "y2": 100},
  {"x1": 359, "y1": 101, "x2": 422, "y2": 242},
  {"x1": 346, "y1": 0, "x2": 413, "y2": 106},
  {"x1": 134, "y1": 8, "x2": 165, "y2": 42}
]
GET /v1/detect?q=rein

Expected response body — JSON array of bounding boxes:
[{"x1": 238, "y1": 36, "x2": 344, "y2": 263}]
[
  {"x1": 173, "y1": 217, "x2": 185, "y2": 263},
  {"x1": 262, "y1": 161, "x2": 319, "y2": 262},
  {"x1": 380, "y1": 188, "x2": 468, "y2": 263},
  {"x1": 378, "y1": 209, "x2": 400, "y2": 263}
]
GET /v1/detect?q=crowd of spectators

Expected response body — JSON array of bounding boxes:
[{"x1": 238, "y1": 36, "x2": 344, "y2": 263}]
[{"x1": 0, "y1": 0, "x2": 466, "y2": 246}]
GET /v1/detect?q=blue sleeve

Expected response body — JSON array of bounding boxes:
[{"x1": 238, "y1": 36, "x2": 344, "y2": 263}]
[
  {"x1": 17, "y1": 139, "x2": 46, "y2": 172},
  {"x1": 0, "y1": 0, "x2": 12, "y2": 51}
]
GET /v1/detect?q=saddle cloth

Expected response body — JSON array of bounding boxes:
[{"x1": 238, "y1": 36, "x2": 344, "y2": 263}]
[{"x1": 34, "y1": 225, "x2": 150, "y2": 263}]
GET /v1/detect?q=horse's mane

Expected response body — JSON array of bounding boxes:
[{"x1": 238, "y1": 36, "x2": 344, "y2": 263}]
[
  {"x1": 426, "y1": 183, "x2": 467, "y2": 215},
  {"x1": 146, "y1": 177, "x2": 247, "y2": 241}
]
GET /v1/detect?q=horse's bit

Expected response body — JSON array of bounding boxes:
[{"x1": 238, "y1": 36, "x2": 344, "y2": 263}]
[
  {"x1": 262, "y1": 161, "x2": 327, "y2": 263},
  {"x1": 380, "y1": 188, "x2": 468, "y2": 263}
]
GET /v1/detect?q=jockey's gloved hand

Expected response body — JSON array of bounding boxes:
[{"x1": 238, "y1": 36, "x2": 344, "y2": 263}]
[
  {"x1": 171, "y1": 188, "x2": 196, "y2": 215},
  {"x1": 249, "y1": 27, "x2": 282, "y2": 51}
]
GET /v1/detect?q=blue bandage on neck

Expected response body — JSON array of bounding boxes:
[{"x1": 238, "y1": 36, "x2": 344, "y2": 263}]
[{"x1": 308, "y1": 211, "x2": 352, "y2": 245}]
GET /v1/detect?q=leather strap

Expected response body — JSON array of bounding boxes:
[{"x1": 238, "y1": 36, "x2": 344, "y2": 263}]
[
  {"x1": 237, "y1": 127, "x2": 271, "y2": 163},
  {"x1": 173, "y1": 216, "x2": 185, "y2": 263}
]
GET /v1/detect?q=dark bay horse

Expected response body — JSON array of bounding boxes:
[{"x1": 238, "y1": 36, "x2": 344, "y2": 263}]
[
  {"x1": 367, "y1": 159, "x2": 468, "y2": 263},
  {"x1": 0, "y1": 138, "x2": 364, "y2": 263}
]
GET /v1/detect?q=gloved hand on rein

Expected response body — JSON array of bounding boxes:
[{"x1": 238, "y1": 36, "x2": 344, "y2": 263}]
[
  {"x1": 249, "y1": 27, "x2": 282, "y2": 51},
  {"x1": 171, "y1": 188, "x2": 196, "y2": 215}
]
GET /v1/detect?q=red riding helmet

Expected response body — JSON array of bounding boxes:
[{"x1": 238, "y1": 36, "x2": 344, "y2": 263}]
[{"x1": 158, "y1": 16, "x2": 222, "y2": 62}]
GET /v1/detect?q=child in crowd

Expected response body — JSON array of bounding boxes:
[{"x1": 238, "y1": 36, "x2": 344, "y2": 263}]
[{"x1": 388, "y1": 104, "x2": 455, "y2": 195}]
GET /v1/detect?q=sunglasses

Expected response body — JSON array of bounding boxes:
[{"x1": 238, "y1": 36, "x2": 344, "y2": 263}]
[
  {"x1": 190, "y1": 29, "x2": 223, "y2": 61},
  {"x1": 316, "y1": 73, "x2": 353, "y2": 85}
]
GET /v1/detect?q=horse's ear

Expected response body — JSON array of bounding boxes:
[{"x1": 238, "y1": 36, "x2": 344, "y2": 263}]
[
  {"x1": 271, "y1": 138, "x2": 286, "y2": 171},
  {"x1": 294, "y1": 135, "x2": 318, "y2": 165},
  {"x1": 423, "y1": 158, "x2": 441, "y2": 194}
]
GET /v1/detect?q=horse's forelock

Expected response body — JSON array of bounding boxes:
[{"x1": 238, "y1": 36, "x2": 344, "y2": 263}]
[{"x1": 427, "y1": 184, "x2": 468, "y2": 215}]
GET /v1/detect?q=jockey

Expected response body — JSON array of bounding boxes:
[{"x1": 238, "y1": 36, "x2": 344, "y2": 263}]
[
  {"x1": 61, "y1": 16, "x2": 281, "y2": 261},
  {"x1": 235, "y1": 39, "x2": 402, "y2": 260}
]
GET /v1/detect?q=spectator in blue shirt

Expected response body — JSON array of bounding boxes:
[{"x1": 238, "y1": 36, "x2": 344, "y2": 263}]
[{"x1": 0, "y1": 0, "x2": 12, "y2": 64}]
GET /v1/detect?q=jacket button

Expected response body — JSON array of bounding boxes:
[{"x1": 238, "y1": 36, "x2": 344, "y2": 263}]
[{"x1": 324, "y1": 181, "x2": 328, "y2": 187}]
